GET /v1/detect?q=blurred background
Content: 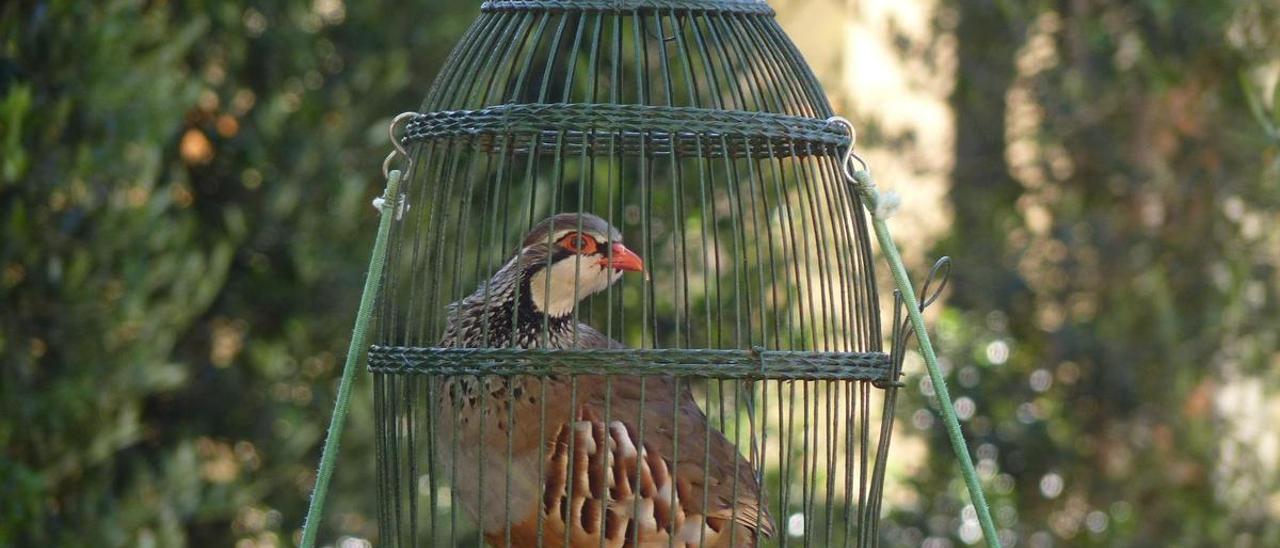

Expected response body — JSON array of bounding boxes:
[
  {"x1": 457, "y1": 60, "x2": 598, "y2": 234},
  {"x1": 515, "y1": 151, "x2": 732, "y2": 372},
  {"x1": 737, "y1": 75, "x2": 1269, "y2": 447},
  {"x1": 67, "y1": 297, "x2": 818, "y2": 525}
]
[{"x1": 2, "y1": 0, "x2": 1278, "y2": 546}]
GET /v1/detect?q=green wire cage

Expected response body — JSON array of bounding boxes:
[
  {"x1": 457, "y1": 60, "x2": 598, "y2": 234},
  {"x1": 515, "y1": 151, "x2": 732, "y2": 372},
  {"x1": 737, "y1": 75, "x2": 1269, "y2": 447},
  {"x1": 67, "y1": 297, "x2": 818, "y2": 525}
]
[{"x1": 363, "y1": 1, "x2": 933, "y2": 546}]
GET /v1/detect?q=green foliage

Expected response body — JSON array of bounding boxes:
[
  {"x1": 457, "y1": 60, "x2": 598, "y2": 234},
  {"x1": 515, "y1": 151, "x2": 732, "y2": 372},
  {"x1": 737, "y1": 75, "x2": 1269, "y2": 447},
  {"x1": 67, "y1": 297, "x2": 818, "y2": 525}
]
[
  {"x1": 883, "y1": 0, "x2": 1280, "y2": 545},
  {"x1": 1, "y1": 0, "x2": 471, "y2": 544}
]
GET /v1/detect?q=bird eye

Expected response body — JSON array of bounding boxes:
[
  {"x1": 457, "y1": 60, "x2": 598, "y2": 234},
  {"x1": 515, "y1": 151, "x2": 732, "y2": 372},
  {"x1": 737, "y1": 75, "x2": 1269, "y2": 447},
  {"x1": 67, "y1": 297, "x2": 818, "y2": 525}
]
[{"x1": 557, "y1": 232, "x2": 597, "y2": 254}]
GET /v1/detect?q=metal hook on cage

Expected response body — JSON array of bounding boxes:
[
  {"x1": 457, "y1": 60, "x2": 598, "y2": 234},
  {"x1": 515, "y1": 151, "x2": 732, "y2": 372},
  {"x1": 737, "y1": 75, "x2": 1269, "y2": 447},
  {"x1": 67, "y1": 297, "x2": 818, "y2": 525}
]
[
  {"x1": 825, "y1": 115, "x2": 870, "y2": 181},
  {"x1": 918, "y1": 256, "x2": 952, "y2": 312},
  {"x1": 375, "y1": 112, "x2": 417, "y2": 219},
  {"x1": 828, "y1": 115, "x2": 904, "y2": 219},
  {"x1": 895, "y1": 256, "x2": 953, "y2": 350},
  {"x1": 883, "y1": 256, "x2": 953, "y2": 387},
  {"x1": 381, "y1": 111, "x2": 417, "y2": 179}
]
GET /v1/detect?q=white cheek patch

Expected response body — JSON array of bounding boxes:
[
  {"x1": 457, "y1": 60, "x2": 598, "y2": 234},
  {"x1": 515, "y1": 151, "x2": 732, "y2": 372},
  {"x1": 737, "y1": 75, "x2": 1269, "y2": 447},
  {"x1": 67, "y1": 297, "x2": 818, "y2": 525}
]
[{"x1": 529, "y1": 257, "x2": 619, "y2": 317}]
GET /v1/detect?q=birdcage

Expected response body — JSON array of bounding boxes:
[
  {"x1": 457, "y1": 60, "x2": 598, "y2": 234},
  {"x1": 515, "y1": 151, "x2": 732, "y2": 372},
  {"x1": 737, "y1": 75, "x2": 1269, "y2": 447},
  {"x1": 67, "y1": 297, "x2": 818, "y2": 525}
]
[{"x1": 363, "y1": 1, "x2": 916, "y2": 546}]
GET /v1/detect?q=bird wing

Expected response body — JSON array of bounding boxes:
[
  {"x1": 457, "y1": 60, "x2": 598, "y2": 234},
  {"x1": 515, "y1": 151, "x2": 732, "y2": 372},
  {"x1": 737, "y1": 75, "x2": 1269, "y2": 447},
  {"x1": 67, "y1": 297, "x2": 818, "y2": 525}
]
[{"x1": 527, "y1": 324, "x2": 774, "y2": 546}]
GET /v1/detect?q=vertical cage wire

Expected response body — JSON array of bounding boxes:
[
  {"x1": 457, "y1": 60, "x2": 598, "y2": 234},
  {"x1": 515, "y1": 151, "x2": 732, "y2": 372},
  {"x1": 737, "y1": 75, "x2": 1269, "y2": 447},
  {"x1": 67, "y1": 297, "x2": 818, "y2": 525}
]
[{"x1": 369, "y1": 1, "x2": 902, "y2": 546}]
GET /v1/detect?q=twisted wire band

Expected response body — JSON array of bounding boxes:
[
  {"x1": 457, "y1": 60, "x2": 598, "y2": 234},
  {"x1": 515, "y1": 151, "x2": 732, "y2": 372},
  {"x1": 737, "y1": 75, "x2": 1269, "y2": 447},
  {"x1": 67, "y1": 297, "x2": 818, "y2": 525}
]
[
  {"x1": 402, "y1": 103, "x2": 851, "y2": 159},
  {"x1": 368, "y1": 346, "x2": 896, "y2": 382},
  {"x1": 480, "y1": 0, "x2": 775, "y2": 15}
]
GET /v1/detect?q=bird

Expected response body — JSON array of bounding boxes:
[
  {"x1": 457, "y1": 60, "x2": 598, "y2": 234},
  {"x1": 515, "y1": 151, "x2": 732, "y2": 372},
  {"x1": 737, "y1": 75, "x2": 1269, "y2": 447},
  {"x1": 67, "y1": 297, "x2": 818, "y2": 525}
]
[{"x1": 435, "y1": 213, "x2": 774, "y2": 547}]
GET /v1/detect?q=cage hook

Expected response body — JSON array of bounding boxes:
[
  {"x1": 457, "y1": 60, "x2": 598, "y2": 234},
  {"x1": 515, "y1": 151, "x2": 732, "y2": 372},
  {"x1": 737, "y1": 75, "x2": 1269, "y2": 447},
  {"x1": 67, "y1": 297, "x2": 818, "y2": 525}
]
[
  {"x1": 893, "y1": 255, "x2": 953, "y2": 353},
  {"x1": 918, "y1": 256, "x2": 952, "y2": 312},
  {"x1": 828, "y1": 115, "x2": 902, "y2": 219},
  {"x1": 825, "y1": 115, "x2": 870, "y2": 181},
  {"x1": 381, "y1": 111, "x2": 417, "y2": 179},
  {"x1": 375, "y1": 112, "x2": 418, "y2": 219}
]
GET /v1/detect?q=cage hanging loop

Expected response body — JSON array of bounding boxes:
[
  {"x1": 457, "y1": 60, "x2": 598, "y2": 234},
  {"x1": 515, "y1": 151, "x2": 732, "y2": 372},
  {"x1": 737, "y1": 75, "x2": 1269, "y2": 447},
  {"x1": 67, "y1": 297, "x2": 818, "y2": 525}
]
[
  {"x1": 375, "y1": 112, "x2": 418, "y2": 219},
  {"x1": 918, "y1": 256, "x2": 953, "y2": 312},
  {"x1": 825, "y1": 115, "x2": 869, "y2": 180},
  {"x1": 381, "y1": 111, "x2": 417, "y2": 179},
  {"x1": 895, "y1": 256, "x2": 953, "y2": 352},
  {"x1": 828, "y1": 115, "x2": 902, "y2": 219}
]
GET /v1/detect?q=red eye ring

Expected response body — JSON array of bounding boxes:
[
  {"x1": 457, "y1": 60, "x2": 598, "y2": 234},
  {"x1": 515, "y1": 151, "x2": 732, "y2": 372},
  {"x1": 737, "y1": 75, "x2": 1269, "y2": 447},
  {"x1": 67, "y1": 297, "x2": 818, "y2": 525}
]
[{"x1": 557, "y1": 232, "x2": 598, "y2": 254}]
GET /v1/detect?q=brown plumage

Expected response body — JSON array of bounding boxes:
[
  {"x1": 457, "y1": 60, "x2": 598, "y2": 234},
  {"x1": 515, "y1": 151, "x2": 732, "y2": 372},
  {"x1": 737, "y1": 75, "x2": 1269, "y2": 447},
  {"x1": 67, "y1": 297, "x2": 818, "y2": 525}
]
[{"x1": 436, "y1": 213, "x2": 773, "y2": 547}]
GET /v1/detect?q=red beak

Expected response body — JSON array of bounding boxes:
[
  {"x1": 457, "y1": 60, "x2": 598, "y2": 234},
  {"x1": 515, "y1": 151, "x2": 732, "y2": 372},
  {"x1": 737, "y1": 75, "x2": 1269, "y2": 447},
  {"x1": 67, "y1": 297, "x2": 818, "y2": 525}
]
[{"x1": 602, "y1": 243, "x2": 644, "y2": 272}]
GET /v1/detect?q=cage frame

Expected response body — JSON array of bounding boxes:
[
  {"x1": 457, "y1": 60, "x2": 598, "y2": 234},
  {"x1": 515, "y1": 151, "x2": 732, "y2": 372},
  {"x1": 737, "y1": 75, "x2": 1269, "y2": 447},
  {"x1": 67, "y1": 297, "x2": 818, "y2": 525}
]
[{"x1": 363, "y1": 1, "x2": 921, "y2": 546}]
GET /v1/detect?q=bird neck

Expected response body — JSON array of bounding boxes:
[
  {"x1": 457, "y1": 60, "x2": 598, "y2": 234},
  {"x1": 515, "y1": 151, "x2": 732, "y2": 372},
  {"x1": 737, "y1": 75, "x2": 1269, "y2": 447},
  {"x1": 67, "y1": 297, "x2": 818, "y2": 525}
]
[
  {"x1": 464, "y1": 258, "x2": 579, "y2": 347},
  {"x1": 515, "y1": 285, "x2": 576, "y2": 341}
]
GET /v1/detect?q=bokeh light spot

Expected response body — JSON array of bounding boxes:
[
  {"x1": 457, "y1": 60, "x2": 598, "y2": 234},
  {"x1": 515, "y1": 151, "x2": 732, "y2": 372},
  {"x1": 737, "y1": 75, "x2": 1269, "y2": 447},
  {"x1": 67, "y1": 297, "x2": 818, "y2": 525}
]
[
  {"x1": 955, "y1": 396, "x2": 976, "y2": 420},
  {"x1": 985, "y1": 340, "x2": 1010, "y2": 365},
  {"x1": 913, "y1": 408, "x2": 936, "y2": 430},
  {"x1": 1039, "y1": 472, "x2": 1064, "y2": 498},
  {"x1": 1030, "y1": 368, "x2": 1053, "y2": 392},
  {"x1": 1086, "y1": 510, "x2": 1109, "y2": 533},
  {"x1": 787, "y1": 513, "x2": 805, "y2": 537}
]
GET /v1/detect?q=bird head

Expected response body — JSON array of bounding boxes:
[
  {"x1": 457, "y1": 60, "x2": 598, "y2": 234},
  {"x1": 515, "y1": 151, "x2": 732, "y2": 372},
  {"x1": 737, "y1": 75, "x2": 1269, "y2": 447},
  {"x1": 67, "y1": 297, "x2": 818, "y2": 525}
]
[{"x1": 515, "y1": 213, "x2": 644, "y2": 318}]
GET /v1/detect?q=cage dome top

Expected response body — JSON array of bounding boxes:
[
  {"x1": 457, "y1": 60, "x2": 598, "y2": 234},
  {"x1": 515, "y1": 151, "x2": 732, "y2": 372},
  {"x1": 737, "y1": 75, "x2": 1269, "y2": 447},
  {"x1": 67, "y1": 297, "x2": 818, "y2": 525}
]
[
  {"x1": 432, "y1": 0, "x2": 806, "y2": 110},
  {"x1": 372, "y1": 0, "x2": 881, "y2": 358}
]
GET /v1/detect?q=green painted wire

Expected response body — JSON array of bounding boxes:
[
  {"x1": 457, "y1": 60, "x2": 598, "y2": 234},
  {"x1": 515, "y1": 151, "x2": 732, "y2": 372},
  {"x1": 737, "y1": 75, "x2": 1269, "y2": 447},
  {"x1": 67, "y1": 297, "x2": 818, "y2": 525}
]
[
  {"x1": 851, "y1": 169, "x2": 1001, "y2": 548},
  {"x1": 299, "y1": 169, "x2": 404, "y2": 548}
]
